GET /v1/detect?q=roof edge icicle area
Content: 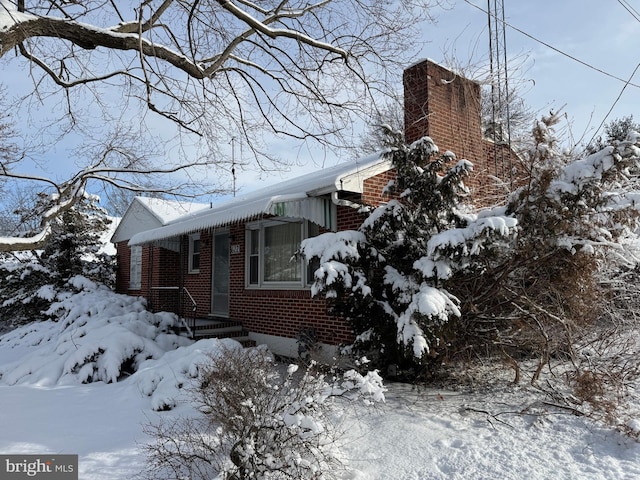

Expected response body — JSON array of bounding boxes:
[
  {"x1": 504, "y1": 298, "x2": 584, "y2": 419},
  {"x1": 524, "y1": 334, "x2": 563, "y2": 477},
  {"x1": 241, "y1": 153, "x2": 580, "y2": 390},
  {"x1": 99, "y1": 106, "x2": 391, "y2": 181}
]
[{"x1": 128, "y1": 154, "x2": 392, "y2": 246}]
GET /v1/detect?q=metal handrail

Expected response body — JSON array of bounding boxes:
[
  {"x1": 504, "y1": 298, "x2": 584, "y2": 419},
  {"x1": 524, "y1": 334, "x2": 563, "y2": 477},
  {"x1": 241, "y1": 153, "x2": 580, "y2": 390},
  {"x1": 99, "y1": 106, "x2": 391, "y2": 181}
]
[
  {"x1": 183, "y1": 287, "x2": 197, "y2": 312},
  {"x1": 148, "y1": 286, "x2": 198, "y2": 334},
  {"x1": 182, "y1": 287, "x2": 198, "y2": 333}
]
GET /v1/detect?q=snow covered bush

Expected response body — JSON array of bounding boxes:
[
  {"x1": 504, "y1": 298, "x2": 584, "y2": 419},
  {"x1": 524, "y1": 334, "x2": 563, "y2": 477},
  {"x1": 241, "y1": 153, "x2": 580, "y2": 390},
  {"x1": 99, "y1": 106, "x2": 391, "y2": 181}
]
[
  {"x1": 0, "y1": 280, "x2": 191, "y2": 386},
  {"x1": 452, "y1": 113, "x2": 640, "y2": 381},
  {"x1": 143, "y1": 347, "x2": 385, "y2": 480},
  {"x1": 0, "y1": 257, "x2": 54, "y2": 333},
  {"x1": 509, "y1": 113, "x2": 640, "y2": 254},
  {"x1": 0, "y1": 193, "x2": 114, "y2": 330},
  {"x1": 134, "y1": 338, "x2": 245, "y2": 411},
  {"x1": 303, "y1": 114, "x2": 640, "y2": 382},
  {"x1": 587, "y1": 115, "x2": 640, "y2": 155},
  {"x1": 300, "y1": 135, "x2": 517, "y2": 374}
]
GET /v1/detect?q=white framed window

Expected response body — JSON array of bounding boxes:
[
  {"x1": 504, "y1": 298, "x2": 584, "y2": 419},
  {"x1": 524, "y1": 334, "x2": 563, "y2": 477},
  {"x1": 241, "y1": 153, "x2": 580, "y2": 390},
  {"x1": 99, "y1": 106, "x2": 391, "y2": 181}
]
[
  {"x1": 246, "y1": 219, "x2": 320, "y2": 288},
  {"x1": 129, "y1": 245, "x2": 142, "y2": 290},
  {"x1": 188, "y1": 233, "x2": 201, "y2": 273}
]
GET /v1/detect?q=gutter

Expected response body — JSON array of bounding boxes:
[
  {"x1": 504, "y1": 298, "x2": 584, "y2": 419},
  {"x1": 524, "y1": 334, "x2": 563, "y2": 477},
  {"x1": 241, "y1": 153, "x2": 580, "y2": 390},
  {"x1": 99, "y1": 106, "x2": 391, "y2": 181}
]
[{"x1": 331, "y1": 190, "x2": 363, "y2": 210}]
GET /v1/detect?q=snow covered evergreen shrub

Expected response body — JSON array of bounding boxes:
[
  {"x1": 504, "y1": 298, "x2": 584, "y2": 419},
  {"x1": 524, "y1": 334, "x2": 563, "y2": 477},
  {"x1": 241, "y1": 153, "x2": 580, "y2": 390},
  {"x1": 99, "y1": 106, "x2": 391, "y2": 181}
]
[
  {"x1": 40, "y1": 196, "x2": 114, "y2": 285},
  {"x1": 0, "y1": 193, "x2": 114, "y2": 330},
  {"x1": 303, "y1": 114, "x2": 640, "y2": 381},
  {"x1": 0, "y1": 281, "x2": 191, "y2": 386},
  {"x1": 143, "y1": 347, "x2": 385, "y2": 480},
  {"x1": 300, "y1": 135, "x2": 516, "y2": 375}
]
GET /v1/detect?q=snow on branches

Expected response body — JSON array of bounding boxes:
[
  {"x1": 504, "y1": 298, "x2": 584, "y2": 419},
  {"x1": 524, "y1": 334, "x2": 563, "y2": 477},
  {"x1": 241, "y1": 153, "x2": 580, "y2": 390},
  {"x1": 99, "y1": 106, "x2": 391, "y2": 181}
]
[
  {"x1": 300, "y1": 137, "x2": 517, "y2": 366},
  {"x1": 0, "y1": 280, "x2": 192, "y2": 387},
  {"x1": 143, "y1": 347, "x2": 385, "y2": 479},
  {"x1": 509, "y1": 113, "x2": 640, "y2": 255},
  {"x1": 303, "y1": 117, "x2": 640, "y2": 374}
]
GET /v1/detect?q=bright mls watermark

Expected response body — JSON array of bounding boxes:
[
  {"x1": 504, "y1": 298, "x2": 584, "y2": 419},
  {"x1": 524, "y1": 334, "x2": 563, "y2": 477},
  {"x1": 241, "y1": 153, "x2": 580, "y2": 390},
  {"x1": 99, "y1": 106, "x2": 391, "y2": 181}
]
[{"x1": 0, "y1": 455, "x2": 78, "y2": 479}]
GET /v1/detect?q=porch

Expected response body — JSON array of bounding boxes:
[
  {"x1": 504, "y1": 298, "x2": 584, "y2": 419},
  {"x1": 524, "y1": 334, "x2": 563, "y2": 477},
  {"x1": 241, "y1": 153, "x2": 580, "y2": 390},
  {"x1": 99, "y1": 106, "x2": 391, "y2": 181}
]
[{"x1": 148, "y1": 286, "x2": 255, "y2": 347}]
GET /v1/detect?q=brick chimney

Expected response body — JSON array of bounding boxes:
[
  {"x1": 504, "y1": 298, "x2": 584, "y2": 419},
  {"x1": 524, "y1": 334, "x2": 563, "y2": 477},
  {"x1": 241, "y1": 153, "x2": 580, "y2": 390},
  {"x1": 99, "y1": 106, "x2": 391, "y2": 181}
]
[
  {"x1": 404, "y1": 59, "x2": 511, "y2": 201},
  {"x1": 403, "y1": 59, "x2": 484, "y2": 159}
]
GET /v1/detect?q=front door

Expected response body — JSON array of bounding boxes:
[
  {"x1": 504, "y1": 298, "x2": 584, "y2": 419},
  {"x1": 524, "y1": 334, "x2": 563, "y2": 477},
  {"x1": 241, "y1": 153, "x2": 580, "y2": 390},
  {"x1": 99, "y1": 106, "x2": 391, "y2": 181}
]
[{"x1": 211, "y1": 231, "x2": 230, "y2": 317}]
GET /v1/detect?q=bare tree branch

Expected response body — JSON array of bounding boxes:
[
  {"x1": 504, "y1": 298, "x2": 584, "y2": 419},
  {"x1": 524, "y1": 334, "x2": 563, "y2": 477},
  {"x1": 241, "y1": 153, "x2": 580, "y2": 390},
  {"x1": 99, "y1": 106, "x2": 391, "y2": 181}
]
[
  {"x1": 113, "y1": 0, "x2": 174, "y2": 34},
  {"x1": 2, "y1": 0, "x2": 427, "y2": 142},
  {"x1": 0, "y1": 0, "x2": 437, "y2": 251}
]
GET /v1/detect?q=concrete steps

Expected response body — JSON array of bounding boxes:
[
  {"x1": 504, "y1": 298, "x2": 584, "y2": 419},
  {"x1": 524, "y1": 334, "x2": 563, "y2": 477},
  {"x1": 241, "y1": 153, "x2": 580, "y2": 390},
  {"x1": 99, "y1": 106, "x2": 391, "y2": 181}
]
[{"x1": 181, "y1": 318, "x2": 256, "y2": 348}]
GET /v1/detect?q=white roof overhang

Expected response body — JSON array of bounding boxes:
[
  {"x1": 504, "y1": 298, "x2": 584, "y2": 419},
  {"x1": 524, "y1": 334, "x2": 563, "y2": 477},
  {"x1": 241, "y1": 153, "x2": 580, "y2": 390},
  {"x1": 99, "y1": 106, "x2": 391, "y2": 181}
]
[
  {"x1": 129, "y1": 194, "x2": 335, "y2": 246},
  {"x1": 128, "y1": 154, "x2": 393, "y2": 247}
]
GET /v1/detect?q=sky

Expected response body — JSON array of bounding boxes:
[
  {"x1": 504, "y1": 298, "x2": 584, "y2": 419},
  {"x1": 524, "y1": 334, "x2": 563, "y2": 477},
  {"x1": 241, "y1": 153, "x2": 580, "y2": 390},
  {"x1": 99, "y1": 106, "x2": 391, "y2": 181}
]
[
  {"x1": 2, "y1": 0, "x2": 640, "y2": 208},
  {"x1": 243, "y1": 0, "x2": 640, "y2": 190},
  {"x1": 425, "y1": 0, "x2": 640, "y2": 149}
]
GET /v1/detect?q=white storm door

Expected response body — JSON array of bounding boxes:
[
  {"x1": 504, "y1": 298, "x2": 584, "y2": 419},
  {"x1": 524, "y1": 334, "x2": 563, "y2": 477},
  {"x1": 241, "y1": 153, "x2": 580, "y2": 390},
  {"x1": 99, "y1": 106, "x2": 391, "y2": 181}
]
[{"x1": 211, "y1": 231, "x2": 230, "y2": 317}]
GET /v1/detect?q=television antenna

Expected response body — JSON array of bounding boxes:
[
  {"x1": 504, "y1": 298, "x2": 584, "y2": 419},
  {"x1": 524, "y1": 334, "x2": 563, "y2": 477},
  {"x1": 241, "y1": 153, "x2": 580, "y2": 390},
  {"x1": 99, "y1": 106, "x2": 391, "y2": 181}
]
[{"x1": 487, "y1": 0, "x2": 513, "y2": 184}]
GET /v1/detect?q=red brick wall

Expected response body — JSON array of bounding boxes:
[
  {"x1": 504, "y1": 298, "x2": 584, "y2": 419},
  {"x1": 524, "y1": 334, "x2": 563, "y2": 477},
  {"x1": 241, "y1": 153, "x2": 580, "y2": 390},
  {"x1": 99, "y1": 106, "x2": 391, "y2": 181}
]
[
  {"x1": 336, "y1": 205, "x2": 366, "y2": 231},
  {"x1": 115, "y1": 241, "x2": 152, "y2": 296},
  {"x1": 468, "y1": 141, "x2": 523, "y2": 206},
  {"x1": 115, "y1": 241, "x2": 130, "y2": 294},
  {"x1": 115, "y1": 242, "x2": 183, "y2": 313},
  {"x1": 155, "y1": 248, "x2": 181, "y2": 287},
  {"x1": 404, "y1": 60, "x2": 483, "y2": 163},
  {"x1": 227, "y1": 222, "x2": 354, "y2": 346},
  {"x1": 181, "y1": 231, "x2": 213, "y2": 318},
  {"x1": 120, "y1": 231, "x2": 225, "y2": 319},
  {"x1": 114, "y1": 174, "x2": 397, "y2": 347},
  {"x1": 363, "y1": 169, "x2": 396, "y2": 206}
]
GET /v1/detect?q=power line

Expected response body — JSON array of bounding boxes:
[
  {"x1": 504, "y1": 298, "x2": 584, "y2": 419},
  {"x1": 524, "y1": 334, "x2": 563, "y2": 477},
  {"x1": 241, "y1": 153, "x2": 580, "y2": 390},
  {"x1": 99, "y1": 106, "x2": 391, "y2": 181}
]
[
  {"x1": 588, "y1": 62, "x2": 640, "y2": 146},
  {"x1": 588, "y1": 0, "x2": 640, "y2": 143},
  {"x1": 462, "y1": 0, "x2": 640, "y2": 89},
  {"x1": 617, "y1": 0, "x2": 640, "y2": 23}
]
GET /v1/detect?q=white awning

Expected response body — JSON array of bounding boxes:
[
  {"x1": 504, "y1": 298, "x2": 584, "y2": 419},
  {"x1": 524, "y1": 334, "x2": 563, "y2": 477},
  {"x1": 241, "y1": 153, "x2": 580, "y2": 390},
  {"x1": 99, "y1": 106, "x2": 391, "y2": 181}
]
[
  {"x1": 128, "y1": 154, "x2": 392, "y2": 246},
  {"x1": 268, "y1": 195, "x2": 336, "y2": 230},
  {"x1": 129, "y1": 195, "x2": 336, "y2": 246}
]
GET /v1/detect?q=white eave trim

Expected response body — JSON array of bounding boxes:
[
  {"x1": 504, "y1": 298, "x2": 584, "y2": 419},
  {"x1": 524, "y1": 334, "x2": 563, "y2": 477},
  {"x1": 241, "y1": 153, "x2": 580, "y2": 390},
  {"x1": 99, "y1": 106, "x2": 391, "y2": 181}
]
[
  {"x1": 129, "y1": 195, "x2": 336, "y2": 246},
  {"x1": 308, "y1": 157, "x2": 394, "y2": 197},
  {"x1": 128, "y1": 155, "x2": 393, "y2": 246}
]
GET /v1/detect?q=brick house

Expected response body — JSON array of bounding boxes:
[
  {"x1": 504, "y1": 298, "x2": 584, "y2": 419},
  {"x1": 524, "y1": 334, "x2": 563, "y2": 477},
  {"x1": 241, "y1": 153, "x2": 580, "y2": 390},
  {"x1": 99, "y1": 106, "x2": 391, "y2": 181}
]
[
  {"x1": 110, "y1": 195, "x2": 210, "y2": 303},
  {"x1": 112, "y1": 60, "x2": 520, "y2": 358}
]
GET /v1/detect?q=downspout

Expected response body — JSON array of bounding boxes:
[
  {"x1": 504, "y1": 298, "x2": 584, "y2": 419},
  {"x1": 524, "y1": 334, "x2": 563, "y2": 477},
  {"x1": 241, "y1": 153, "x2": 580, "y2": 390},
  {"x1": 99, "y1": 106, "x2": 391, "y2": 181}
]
[
  {"x1": 147, "y1": 246, "x2": 153, "y2": 306},
  {"x1": 179, "y1": 236, "x2": 185, "y2": 320},
  {"x1": 331, "y1": 190, "x2": 363, "y2": 210}
]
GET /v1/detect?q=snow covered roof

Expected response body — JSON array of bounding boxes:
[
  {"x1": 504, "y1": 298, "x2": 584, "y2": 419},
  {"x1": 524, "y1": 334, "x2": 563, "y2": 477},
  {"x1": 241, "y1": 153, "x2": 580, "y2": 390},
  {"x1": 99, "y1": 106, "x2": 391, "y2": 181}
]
[
  {"x1": 129, "y1": 154, "x2": 392, "y2": 246},
  {"x1": 110, "y1": 197, "x2": 210, "y2": 243},
  {"x1": 133, "y1": 197, "x2": 211, "y2": 225}
]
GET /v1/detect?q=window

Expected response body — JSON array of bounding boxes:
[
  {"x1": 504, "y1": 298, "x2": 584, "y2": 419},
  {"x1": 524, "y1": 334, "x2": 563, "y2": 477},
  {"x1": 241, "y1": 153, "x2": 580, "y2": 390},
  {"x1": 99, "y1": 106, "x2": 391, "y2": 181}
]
[
  {"x1": 249, "y1": 229, "x2": 260, "y2": 285},
  {"x1": 246, "y1": 220, "x2": 320, "y2": 288},
  {"x1": 129, "y1": 246, "x2": 142, "y2": 290},
  {"x1": 188, "y1": 233, "x2": 201, "y2": 273}
]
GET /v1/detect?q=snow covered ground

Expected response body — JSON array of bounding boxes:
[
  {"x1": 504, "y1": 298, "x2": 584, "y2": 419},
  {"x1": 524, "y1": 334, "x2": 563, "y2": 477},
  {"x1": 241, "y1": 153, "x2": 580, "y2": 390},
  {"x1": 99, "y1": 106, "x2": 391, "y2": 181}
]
[
  {"x1": 2, "y1": 378, "x2": 639, "y2": 479},
  {"x1": 1, "y1": 282, "x2": 640, "y2": 479}
]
